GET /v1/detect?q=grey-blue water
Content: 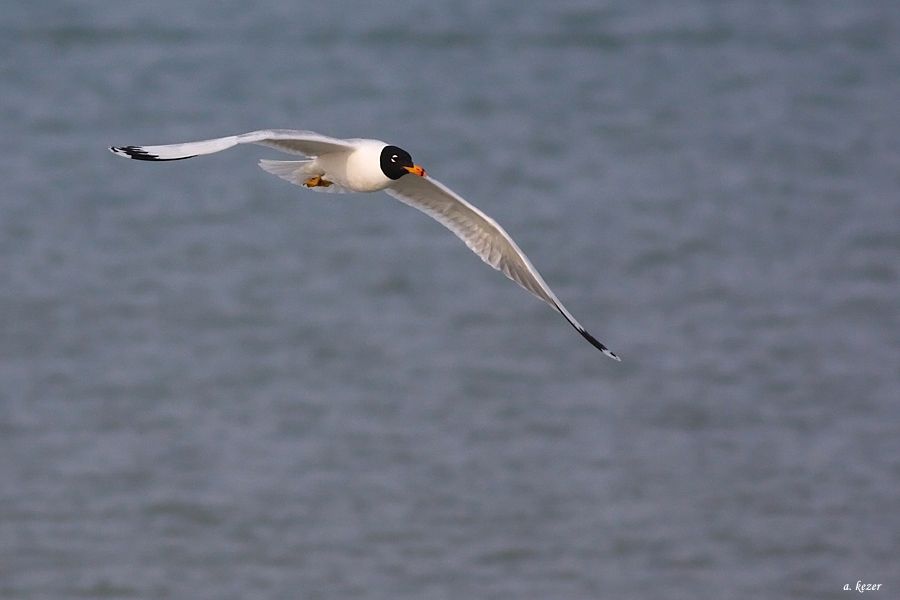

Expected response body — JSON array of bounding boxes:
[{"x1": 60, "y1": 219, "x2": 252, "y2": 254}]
[{"x1": 2, "y1": 2, "x2": 899, "y2": 599}]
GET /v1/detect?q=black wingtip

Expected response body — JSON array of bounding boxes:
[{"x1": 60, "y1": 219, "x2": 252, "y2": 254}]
[
  {"x1": 555, "y1": 307, "x2": 620, "y2": 361},
  {"x1": 577, "y1": 327, "x2": 621, "y2": 361},
  {"x1": 110, "y1": 145, "x2": 158, "y2": 160},
  {"x1": 109, "y1": 145, "x2": 196, "y2": 161}
]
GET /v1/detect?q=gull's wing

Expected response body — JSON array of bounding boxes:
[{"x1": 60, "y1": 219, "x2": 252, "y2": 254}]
[
  {"x1": 386, "y1": 175, "x2": 619, "y2": 360},
  {"x1": 109, "y1": 129, "x2": 355, "y2": 161}
]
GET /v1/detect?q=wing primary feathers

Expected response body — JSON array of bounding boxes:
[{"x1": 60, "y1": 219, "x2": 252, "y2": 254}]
[
  {"x1": 555, "y1": 307, "x2": 621, "y2": 361},
  {"x1": 109, "y1": 146, "x2": 197, "y2": 161}
]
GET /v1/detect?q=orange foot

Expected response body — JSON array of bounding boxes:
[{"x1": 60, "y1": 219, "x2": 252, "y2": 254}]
[{"x1": 304, "y1": 175, "x2": 333, "y2": 188}]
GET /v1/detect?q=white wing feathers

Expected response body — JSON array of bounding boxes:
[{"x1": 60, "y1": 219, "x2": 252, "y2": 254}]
[
  {"x1": 109, "y1": 129, "x2": 354, "y2": 161},
  {"x1": 386, "y1": 175, "x2": 619, "y2": 360}
]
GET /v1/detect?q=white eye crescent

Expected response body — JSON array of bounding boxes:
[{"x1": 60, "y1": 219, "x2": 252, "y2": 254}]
[{"x1": 391, "y1": 155, "x2": 398, "y2": 162}]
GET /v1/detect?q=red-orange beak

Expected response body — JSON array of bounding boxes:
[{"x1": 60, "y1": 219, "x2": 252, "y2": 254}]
[{"x1": 404, "y1": 164, "x2": 426, "y2": 177}]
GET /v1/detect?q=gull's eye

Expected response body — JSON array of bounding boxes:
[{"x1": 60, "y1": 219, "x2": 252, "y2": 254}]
[{"x1": 391, "y1": 155, "x2": 398, "y2": 162}]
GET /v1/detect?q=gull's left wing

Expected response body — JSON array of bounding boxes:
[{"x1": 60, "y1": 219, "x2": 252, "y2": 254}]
[{"x1": 386, "y1": 174, "x2": 619, "y2": 360}]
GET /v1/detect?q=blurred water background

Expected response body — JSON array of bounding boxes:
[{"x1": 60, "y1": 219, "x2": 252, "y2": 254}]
[{"x1": 2, "y1": 1, "x2": 899, "y2": 598}]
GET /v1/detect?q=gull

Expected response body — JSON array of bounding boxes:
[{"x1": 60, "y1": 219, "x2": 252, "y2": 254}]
[{"x1": 110, "y1": 129, "x2": 619, "y2": 360}]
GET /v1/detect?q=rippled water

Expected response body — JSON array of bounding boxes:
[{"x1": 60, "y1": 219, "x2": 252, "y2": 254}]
[{"x1": 2, "y1": 2, "x2": 899, "y2": 599}]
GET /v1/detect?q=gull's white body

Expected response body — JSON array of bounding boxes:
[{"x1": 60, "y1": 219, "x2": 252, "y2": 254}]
[
  {"x1": 301, "y1": 138, "x2": 391, "y2": 192},
  {"x1": 110, "y1": 129, "x2": 619, "y2": 360}
]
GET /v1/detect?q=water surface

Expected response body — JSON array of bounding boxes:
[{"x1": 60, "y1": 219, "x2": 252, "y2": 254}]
[{"x1": 2, "y1": 2, "x2": 899, "y2": 599}]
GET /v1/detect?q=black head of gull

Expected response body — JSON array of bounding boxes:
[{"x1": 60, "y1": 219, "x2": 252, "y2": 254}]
[{"x1": 380, "y1": 145, "x2": 426, "y2": 180}]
